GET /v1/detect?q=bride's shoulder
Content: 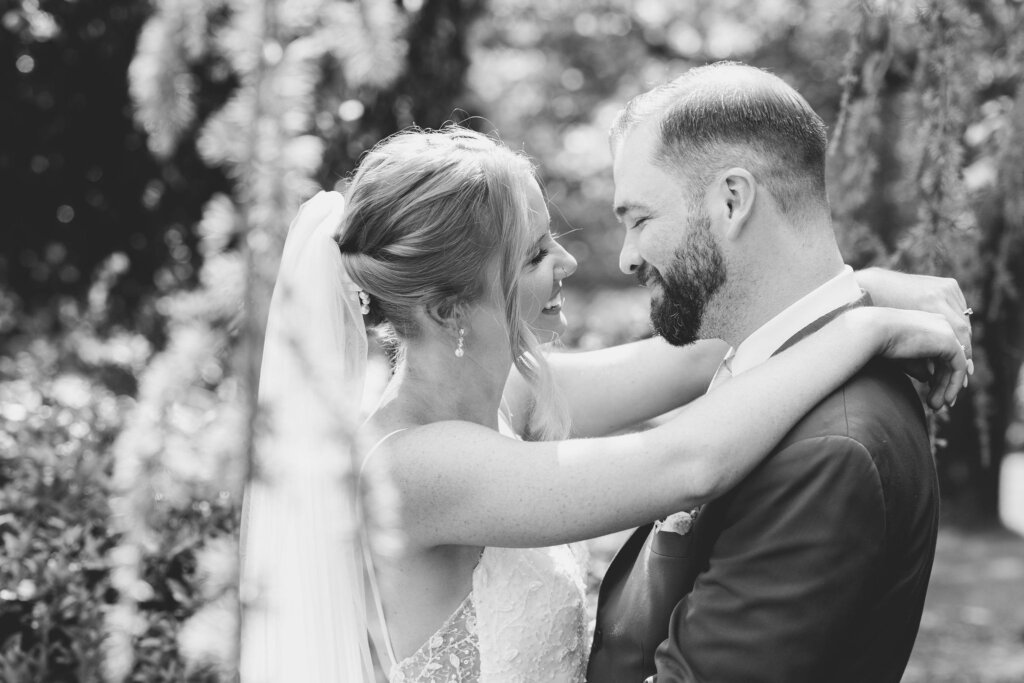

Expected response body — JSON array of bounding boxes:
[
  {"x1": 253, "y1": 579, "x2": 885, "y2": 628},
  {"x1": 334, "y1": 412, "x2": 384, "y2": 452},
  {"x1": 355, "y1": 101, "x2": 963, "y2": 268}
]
[{"x1": 358, "y1": 419, "x2": 504, "y2": 470}]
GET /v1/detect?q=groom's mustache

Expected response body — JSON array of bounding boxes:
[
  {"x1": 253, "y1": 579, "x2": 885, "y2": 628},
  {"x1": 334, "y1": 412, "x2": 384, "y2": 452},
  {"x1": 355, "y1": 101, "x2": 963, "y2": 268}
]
[{"x1": 636, "y1": 263, "x2": 663, "y2": 289}]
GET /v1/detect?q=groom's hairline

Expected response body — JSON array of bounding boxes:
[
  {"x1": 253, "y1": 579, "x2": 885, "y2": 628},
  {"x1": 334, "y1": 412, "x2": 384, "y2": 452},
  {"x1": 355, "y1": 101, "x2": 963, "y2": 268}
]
[{"x1": 613, "y1": 66, "x2": 829, "y2": 218}]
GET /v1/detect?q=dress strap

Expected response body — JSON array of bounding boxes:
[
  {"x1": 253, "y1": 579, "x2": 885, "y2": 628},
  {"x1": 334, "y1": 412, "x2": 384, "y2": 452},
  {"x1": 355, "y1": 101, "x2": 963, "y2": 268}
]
[
  {"x1": 358, "y1": 428, "x2": 407, "y2": 673},
  {"x1": 359, "y1": 428, "x2": 407, "y2": 475},
  {"x1": 362, "y1": 516, "x2": 400, "y2": 673}
]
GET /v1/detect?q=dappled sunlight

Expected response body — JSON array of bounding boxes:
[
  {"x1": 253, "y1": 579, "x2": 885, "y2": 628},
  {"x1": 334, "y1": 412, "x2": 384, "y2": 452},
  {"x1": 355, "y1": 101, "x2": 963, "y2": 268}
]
[{"x1": 2, "y1": 0, "x2": 1022, "y2": 680}]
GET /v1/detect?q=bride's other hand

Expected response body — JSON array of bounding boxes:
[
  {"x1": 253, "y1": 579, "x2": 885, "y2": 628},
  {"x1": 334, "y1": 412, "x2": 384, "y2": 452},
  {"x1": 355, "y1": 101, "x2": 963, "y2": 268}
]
[
  {"x1": 855, "y1": 267, "x2": 974, "y2": 375},
  {"x1": 852, "y1": 306, "x2": 969, "y2": 411}
]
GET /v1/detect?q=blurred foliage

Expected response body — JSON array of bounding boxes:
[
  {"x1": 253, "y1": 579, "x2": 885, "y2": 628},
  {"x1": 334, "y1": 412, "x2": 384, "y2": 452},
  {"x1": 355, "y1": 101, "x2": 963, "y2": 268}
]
[
  {"x1": 1, "y1": 0, "x2": 1022, "y2": 679},
  {"x1": 0, "y1": 0, "x2": 233, "y2": 320},
  {"x1": 108, "y1": 0, "x2": 413, "y2": 678},
  {"x1": 0, "y1": 280, "x2": 239, "y2": 682},
  {"x1": 0, "y1": 303, "x2": 124, "y2": 682},
  {"x1": 828, "y1": 0, "x2": 1024, "y2": 523}
]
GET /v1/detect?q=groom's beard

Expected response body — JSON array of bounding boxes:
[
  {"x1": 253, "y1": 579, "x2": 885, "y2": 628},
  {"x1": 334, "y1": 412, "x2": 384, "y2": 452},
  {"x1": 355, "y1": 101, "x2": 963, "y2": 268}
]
[{"x1": 638, "y1": 208, "x2": 726, "y2": 346}]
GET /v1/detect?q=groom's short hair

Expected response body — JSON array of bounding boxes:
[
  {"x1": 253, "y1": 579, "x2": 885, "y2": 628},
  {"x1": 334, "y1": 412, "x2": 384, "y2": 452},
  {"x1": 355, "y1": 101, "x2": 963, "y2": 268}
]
[{"x1": 611, "y1": 62, "x2": 829, "y2": 220}]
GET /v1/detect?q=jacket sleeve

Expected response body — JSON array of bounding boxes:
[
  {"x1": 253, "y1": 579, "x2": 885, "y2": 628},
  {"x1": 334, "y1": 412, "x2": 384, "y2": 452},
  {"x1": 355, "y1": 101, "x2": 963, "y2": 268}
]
[{"x1": 651, "y1": 435, "x2": 886, "y2": 683}]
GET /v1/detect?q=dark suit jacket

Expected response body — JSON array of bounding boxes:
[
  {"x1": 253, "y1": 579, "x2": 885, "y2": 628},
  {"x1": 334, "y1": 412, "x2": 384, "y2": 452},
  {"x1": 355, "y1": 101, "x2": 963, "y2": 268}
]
[{"x1": 587, "y1": 325, "x2": 939, "y2": 683}]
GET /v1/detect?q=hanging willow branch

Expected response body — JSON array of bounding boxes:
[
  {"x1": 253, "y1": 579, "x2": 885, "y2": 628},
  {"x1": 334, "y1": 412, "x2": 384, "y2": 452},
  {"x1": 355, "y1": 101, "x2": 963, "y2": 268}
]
[
  {"x1": 829, "y1": 0, "x2": 1022, "y2": 480},
  {"x1": 900, "y1": 0, "x2": 981, "y2": 275},
  {"x1": 113, "y1": 1, "x2": 409, "y2": 679},
  {"x1": 826, "y1": 2, "x2": 893, "y2": 265}
]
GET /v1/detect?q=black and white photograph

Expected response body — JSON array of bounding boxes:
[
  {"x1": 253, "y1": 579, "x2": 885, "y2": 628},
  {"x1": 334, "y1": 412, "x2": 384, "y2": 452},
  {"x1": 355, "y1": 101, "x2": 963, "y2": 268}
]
[{"x1": 2, "y1": 1, "x2": 1023, "y2": 681}]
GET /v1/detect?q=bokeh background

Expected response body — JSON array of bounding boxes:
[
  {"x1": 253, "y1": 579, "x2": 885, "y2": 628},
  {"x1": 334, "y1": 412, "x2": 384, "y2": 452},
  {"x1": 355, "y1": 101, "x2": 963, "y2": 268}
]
[{"x1": 2, "y1": 0, "x2": 1023, "y2": 680}]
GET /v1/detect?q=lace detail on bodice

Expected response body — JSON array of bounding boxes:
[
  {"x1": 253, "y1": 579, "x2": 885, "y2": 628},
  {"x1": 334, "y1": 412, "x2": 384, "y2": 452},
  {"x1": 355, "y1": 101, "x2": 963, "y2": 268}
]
[
  {"x1": 390, "y1": 593, "x2": 480, "y2": 682},
  {"x1": 475, "y1": 545, "x2": 589, "y2": 683},
  {"x1": 388, "y1": 545, "x2": 589, "y2": 682}
]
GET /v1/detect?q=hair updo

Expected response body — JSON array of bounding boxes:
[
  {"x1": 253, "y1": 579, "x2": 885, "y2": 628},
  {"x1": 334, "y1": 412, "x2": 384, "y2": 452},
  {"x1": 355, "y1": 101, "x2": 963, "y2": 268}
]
[{"x1": 337, "y1": 126, "x2": 569, "y2": 440}]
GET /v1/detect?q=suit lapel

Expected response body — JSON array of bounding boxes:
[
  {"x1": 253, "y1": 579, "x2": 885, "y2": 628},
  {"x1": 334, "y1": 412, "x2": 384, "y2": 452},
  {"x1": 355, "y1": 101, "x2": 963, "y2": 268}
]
[{"x1": 597, "y1": 523, "x2": 654, "y2": 604}]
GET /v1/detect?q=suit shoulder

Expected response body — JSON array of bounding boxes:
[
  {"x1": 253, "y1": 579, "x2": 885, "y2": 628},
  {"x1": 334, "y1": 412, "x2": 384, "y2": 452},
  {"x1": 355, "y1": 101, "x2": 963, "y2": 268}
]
[{"x1": 775, "y1": 358, "x2": 927, "y2": 454}]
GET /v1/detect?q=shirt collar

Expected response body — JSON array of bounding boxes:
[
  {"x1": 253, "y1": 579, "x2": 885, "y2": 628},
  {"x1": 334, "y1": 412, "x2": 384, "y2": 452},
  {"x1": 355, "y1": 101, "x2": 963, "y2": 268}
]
[{"x1": 729, "y1": 266, "x2": 861, "y2": 376}]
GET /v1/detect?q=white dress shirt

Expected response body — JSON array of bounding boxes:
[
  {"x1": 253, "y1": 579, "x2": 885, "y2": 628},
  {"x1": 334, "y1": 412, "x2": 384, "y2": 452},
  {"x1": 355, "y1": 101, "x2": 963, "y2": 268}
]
[{"x1": 728, "y1": 265, "x2": 862, "y2": 377}]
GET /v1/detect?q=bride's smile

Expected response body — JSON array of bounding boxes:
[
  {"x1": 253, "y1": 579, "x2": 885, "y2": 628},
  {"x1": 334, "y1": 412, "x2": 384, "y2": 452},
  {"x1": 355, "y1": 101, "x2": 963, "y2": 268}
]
[{"x1": 518, "y1": 179, "x2": 577, "y2": 340}]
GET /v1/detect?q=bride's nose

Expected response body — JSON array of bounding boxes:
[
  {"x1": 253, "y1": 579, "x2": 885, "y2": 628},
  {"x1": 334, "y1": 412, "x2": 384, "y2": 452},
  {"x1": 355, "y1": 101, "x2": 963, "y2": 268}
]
[{"x1": 555, "y1": 247, "x2": 578, "y2": 280}]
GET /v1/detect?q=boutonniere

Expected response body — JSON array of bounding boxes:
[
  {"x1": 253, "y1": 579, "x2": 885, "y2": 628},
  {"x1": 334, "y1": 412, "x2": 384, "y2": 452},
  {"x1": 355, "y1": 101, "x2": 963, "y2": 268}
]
[{"x1": 655, "y1": 506, "x2": 701, "y2": 536}]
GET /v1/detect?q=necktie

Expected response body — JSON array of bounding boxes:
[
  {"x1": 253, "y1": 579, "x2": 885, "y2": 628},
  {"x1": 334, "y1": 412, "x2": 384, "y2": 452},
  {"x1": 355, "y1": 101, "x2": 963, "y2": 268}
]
[
  {"x1": 655, "y1": 348, "x2": 736, "y2": 540},
  {"x1": 655, "y1": 348, "x2": 736, "y2": 534}
]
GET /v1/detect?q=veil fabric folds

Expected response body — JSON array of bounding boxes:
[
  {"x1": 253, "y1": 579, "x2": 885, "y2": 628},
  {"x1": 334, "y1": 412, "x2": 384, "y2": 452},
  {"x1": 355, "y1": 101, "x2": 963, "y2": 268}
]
[{"x1": 240, "y1": 191, "x2": 374, "y2": 682}]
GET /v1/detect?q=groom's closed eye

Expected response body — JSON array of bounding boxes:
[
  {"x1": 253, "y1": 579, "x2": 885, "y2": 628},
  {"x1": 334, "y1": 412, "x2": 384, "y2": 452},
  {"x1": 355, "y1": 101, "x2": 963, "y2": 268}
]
[{"x1": 614, "y1": 200, "x2": 654, "y2": 223}]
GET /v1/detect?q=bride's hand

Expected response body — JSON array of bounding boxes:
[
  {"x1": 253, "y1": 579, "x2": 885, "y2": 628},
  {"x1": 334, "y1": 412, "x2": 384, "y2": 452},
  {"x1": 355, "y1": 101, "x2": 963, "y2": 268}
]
[
  {"x1": 855, "y1": 267, "x2": 973, "y2": 373},
  {"x1": 853, "y1": 307, "x2": 969, "y2": 411}
]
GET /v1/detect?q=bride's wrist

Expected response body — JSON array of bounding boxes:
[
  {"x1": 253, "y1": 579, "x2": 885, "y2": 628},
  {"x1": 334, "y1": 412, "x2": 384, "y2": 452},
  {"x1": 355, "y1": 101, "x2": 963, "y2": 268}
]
[
  {"x1": 853, "y1": 267, "x2": 891, "y2": 307},
  {"x1": 842, "y1": 307, "x2": 891, "y2": 357}
]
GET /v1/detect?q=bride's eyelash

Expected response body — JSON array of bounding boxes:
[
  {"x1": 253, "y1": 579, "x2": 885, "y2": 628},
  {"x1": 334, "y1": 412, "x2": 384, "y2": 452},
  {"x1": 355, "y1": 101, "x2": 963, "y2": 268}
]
[{"x1": 529, "y1": 248, "x2": 550, "y2": 266}]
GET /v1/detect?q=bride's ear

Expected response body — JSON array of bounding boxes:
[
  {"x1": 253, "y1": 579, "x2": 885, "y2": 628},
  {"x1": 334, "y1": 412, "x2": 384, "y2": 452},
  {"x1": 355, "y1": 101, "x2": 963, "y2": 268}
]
[{"x1": 424, "y1": 296, "x2": 467, "y2": 335}]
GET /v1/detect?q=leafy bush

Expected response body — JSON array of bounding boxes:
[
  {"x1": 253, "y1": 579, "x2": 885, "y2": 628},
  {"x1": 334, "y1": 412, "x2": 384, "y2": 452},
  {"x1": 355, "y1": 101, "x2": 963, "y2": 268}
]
[
  {"x1": 0, "y1": 297, "x2": 131, "y2": 681},
  {"x1": 0, "y1": 285, "x2": 241, "y2": 681}
]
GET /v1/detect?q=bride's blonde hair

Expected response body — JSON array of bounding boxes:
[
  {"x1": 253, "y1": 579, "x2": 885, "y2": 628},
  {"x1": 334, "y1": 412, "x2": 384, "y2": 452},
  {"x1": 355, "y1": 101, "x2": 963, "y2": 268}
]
[{"x1": 337, "y1": 126, "x2": 569, "y2": 441}]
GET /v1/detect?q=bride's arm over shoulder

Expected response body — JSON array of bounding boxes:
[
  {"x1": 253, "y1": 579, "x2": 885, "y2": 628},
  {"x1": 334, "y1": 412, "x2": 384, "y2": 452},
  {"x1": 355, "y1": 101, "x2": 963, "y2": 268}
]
[
  {"x1": 855, "y1": 267, "x2": 973, "y2": 363},
  {"x1": 376, "y1": 307, "x2": 965, "y2": 551},
  {"x1": 503, "y1": 337, "x2": 730, "y2": 438}
]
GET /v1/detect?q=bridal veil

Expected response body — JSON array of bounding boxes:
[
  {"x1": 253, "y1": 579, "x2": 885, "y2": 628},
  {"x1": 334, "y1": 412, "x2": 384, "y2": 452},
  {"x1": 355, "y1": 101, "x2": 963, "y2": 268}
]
[{"x1": 239, "y1": 191, "x2": 375, "y2": 681}]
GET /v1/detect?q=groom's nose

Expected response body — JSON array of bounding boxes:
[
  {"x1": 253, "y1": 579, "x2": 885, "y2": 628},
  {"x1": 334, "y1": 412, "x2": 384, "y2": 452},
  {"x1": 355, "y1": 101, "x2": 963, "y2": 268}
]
[{"x1": 619, "y1": 235, "x2": 642, "y2": 275}]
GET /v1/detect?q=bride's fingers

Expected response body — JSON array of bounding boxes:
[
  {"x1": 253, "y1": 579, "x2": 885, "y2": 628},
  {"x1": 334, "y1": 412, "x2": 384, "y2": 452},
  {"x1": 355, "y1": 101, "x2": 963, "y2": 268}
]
[
  {"x1": 878, "y1": 308, "x2": 967, "y2": 409},
  {"x1": 930, "y1": 345, "x2": 968, "y2": 410},
  {"x1": 901, "y1": 359, "x2": 931, "y2": 383},
  {"x1": 944, "y1": 350, "x2": 969, "y2": 408},
  {"x1": 928, "y1": 363, "x2": 951, "y2": 410}
]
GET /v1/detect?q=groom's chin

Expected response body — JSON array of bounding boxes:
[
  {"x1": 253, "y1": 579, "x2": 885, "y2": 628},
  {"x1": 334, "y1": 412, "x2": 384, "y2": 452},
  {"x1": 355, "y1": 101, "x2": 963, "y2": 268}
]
[
  {"x1": 656, "y1": 327, "x2": 700, "y2": 347},
  {"x1": 650, "y1": 308, "x2": 700, "y2": 347}
]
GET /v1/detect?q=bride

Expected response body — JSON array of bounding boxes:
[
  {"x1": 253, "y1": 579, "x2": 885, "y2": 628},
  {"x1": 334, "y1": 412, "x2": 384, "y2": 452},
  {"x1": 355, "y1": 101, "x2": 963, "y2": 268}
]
[{"x1": 239, "y1": 127, "x2": 968, "y2": 682}]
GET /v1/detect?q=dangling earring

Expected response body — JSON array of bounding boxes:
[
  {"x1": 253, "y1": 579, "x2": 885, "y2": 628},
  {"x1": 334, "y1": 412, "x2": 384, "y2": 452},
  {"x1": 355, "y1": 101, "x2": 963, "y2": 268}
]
[
  {"x1": 358, "y1": 290, "x2": 371, "y2": 315},
  {"x1": 454, "y1": 328, "x2": 466, "y2": 358}
]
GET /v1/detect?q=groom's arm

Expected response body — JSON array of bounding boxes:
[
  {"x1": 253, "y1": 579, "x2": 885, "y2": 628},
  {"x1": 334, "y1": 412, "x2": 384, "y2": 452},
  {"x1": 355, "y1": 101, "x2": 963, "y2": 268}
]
[{"x1": 650, "y1": 435, "x2": 886, "y2": 683}]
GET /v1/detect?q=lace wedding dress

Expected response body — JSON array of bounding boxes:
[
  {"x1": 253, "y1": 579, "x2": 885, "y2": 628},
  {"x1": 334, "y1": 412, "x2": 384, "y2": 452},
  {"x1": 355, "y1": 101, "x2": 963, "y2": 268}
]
[
  {"x1": 369, "y1": 419, "x2": 591, "y2": 683},
  {"x1": 246, "y1": 191, "x2": 589, "y2": 682},
  {"x1": 387, "y1": 544, "x2": 590, "y2": 682}
]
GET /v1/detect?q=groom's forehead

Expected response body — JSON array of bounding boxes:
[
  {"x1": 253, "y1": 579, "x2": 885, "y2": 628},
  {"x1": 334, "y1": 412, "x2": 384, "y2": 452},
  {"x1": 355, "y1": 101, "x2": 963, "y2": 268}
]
[
  {"x1": 613, "y1": 118, "x2": 661, "y2": 167},
  {"x1": 612, "y1": 122, "x2": 678, "y2": 216},
  {"x1": 612, "y1": 165, "x2": 666, "y2": 220}
]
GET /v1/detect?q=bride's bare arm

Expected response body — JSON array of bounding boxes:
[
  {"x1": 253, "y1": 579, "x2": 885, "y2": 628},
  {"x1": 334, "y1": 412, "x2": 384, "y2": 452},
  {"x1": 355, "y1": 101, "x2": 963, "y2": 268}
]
[
  {"x1": 503, "y1": 269, "x2": 972, "y2": 438},
  {"x1": 504, "y1": 338, "x2": 729, "y2": 438},
  {"x1": 372, "y1": 307, "x2": 965, "y2": 549}
]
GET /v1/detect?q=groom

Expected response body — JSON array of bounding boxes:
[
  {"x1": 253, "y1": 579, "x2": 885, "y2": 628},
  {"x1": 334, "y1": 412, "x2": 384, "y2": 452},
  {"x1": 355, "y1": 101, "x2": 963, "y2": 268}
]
[{"x1": 587, "y1": 63, "x2": 941, "y2": 682}]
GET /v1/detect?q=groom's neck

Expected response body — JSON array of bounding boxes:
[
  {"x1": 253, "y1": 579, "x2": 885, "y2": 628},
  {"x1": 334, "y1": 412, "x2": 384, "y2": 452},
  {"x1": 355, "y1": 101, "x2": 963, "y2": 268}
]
[{"x1": 710, "y1": 245, "x2": 845, "y2": 350}]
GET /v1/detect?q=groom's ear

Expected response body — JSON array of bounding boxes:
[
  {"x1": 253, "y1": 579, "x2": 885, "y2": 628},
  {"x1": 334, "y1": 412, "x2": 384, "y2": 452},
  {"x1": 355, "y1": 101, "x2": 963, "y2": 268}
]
[{"x1": 714, "y1": 168, "x2": 756, "y2": 241}]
